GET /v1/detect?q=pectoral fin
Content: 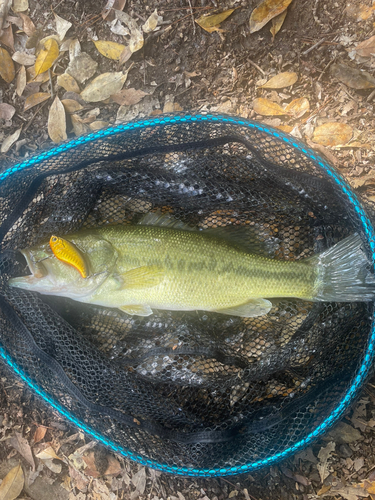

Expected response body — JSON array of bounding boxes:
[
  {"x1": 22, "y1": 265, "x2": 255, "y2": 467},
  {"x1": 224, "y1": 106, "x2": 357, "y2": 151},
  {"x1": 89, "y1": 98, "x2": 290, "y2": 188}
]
[
  {"x1": 119, "y1": 305, "x2": 153, "y2": 316},
  {"x1": 214, "y1": 298, "x2": 272, "y2": 318},
  {"x1": 118, "y1": 265, "x2": 164, "y2": 289}
]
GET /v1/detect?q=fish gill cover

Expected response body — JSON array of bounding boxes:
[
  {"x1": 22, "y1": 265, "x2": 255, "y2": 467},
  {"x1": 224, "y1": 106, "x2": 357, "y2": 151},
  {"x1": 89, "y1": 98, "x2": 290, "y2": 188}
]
[{"x1": 0, "y1": 113, "x2": 374, "y2": 476}]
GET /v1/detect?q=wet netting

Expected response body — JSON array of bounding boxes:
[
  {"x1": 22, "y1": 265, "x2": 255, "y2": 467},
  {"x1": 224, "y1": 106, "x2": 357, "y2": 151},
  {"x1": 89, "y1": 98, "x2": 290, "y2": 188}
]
[{"x1": 0, "y1": 113, "x2": 374, "y2": 476}]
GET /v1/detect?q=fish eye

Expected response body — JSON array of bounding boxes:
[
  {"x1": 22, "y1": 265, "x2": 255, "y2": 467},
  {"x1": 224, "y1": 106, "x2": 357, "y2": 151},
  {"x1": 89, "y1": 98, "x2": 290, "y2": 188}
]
[{"x1": 51, "y1": 236, "x2": 58, "y2": 242}]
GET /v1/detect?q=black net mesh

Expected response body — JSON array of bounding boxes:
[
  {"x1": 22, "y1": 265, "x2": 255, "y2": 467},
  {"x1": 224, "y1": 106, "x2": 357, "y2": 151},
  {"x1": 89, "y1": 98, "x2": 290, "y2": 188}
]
[{"x1": 0, "y1": 113, "x2": 374, "y2": 476}]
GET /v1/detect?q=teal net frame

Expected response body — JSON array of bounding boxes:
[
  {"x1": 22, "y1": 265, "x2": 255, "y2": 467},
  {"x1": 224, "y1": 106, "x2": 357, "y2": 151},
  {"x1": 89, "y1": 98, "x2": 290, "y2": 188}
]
[{"x1": 0, "y1": 113, "x2": 374, "y2": 477}]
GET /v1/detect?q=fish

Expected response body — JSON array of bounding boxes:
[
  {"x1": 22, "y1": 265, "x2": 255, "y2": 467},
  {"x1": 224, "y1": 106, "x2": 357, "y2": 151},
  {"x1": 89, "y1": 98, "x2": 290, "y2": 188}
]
[{"x1": 8, "y1": 213, "x2": 375, "y2": 318}]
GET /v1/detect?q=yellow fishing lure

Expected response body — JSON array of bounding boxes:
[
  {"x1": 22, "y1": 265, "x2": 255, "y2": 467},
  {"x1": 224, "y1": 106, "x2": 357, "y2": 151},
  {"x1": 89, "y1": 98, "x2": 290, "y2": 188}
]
[{"x1": 49, "y1": 235, "x2": 88, "y2": 278}]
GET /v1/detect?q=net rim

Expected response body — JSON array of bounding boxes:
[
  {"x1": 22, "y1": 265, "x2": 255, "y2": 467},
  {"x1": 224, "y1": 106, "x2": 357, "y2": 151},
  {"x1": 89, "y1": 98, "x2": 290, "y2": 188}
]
[{"x1": 0, "y1": 112, "x2": 374, "y2": 477}]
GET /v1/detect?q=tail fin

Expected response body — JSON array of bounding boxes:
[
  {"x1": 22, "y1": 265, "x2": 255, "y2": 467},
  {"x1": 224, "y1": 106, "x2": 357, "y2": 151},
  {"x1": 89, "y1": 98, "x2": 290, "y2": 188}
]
[{"x1": 310, "y1": 233, "x2": 375, "y2": 302}]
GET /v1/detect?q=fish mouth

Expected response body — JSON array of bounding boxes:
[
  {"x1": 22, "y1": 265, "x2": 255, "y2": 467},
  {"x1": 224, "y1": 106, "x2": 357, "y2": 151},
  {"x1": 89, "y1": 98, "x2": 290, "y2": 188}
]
[{"x1": 8, "y1": 249, "x2": 49, "y2": 291}]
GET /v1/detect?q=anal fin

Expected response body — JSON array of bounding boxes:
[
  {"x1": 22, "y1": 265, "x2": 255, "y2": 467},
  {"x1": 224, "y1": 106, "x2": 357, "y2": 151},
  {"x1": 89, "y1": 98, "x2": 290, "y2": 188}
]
[
  {"x1": 119, "y1": 305, "x2": 153, "y2": 316},
  {"x1": 214, "y1": 298, "x2": 272, "y2": 318}
]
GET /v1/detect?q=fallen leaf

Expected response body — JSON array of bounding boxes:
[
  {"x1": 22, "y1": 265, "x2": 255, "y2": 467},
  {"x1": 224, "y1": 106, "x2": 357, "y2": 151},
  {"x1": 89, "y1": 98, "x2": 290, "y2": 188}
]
[
  {"x1": 331, "y1": 62, "x2": 375, "y2": 90},
  {"x1": 346, "y1": 3, "x2": 375, "y2": 21},
  {"x1": 325, "y1": 422, "x2": 362, "y2": 443},
  {"x1": 89, "y1": 120, "x2": 109, "y2": 131},
  {"x1": 196, "y1": 9, "x2": 234, "y2": 33},
  {"x1": 43, "y1": 458, "x2": 62, "y2": 474},
  {"x1": 69, "y1": 466, "x2": 89, "y2": 492},
  {"x1": 25, "y1": 28, "x2": 42, "y2": 49},
  {"x1": 81, "y1": 71, "x2": 127, "y2": 102},
  {"x1": 61, "y1": 99, "x2": 83, "y2": 114},
  {"x1": 35, "y1": 38, "x2": 59, "y2": 76},
  {"x1": 69, "y1": 38, "x2": 81, "y2": 61},
  {"x1": 16, "y1": 65, "x2": 26, "y2": 96},
  {"x1": 142, "y1": 9, "x2": 161, "y2": 33},
  {"x1": 0, "y1": 47, "x2": 15, "y2": 82},
  {"x1": 66, "y1": 52, "x2": 98, "y2": 84},
  {"x1": 18, "y1": 12, "x2": 35, "y2": 36},
  {"x1": 355, "y1": 35, "x2": 375, "y2": 57},
  {"x1": 317, "y1": 441, "x2": 335, "y2": 482},
  {"x1": 12, "y1": 51, "x2": 36, "y2": 66},
  {"x1": 115, "y1": 10, "x2": 144, "y2": 52},
  {"x1": 54, "y1": 12, "x2": 72, "y2": 41},
  {"x1": 132, "y1": 467, "x2": 146, "y2": 495},
  {"x1": 0, "y1": 103, "x2": 15, "y2": 121},
  {"x1": 0, "y1": 463, "x2": 24, "y2": 500},
  {"x1": 101, "y1": 0, "x2": 126, "y2": 21},
  {"x1": 12, "y1": 0, "x2": 28, "y2": 12},
  {"x1": 57, "y1": 73, "x2": 80, "y2": 93},
  {"x1": 24, "y1": 92, "x2": 50, "y2": 111},
  {"x1": 104, "y1": 455, "x2": 121, "y2": 476},
  {"x1": 93, "y1": 40, "x2": 127, "y2": 61},
  {"x1": 33, "y1": 426, "x2": 47, "y2": 444},
  {"x1": 35, "y1": 444, "x2": 64, "y2": 461},
  {"x1": 253, "y1": 97, "x2": 287, "y2": 115},
  {"x1": 354, "y1": 457, "x2": 365, "y2": 472},
  {"x1": 0, "y1": 25, "x2": 14, "y2": 50},
  {"x1": 9, "y1": 432, "x2": 35, "y2": 471},
  {"x1": 92, "y1": 479, "x2": 112, "y2": 500},
  {"x1": 285, "y1": 97, "x2": 310, "y2": 118},
  {"x1": 250, "y1": 0, "x2": 293, "y2": 33},
  {"x1": 350, "y1": 173, "x2": 375, "y2": 189},
  {"x1": 313, "y1": 123, "x2": 353, "y2": 147},
  {"x1": 1, "y1": 127, "x2": 22, "y2": 153},
  {"x1": 71, "y1": 114, "x2": 91, "y2": 136},
  {"x1": 119, "y1": 45, "x2": 132, "y2": 65},
  {"x1": 276, "y1": 124, "x2": 293, "y2": 133},
  {"x1": 270, "y1": 9, "x2": 287, "y2": 38},
  {"x1": 111, "y1": 87, "x2": 148, "y2": 105},
  {"x1": 260, "y1": 71, "x2": 297, "y2": 89},
  {"x1": 48, "y1": 96, "x2": 67, "y2": 143}
]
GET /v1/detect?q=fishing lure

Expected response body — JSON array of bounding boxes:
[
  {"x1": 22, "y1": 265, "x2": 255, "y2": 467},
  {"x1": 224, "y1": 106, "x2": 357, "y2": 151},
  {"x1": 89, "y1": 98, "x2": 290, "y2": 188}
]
[{"x1": 49, "y1": 235, "x2": 89, "y2": 278}]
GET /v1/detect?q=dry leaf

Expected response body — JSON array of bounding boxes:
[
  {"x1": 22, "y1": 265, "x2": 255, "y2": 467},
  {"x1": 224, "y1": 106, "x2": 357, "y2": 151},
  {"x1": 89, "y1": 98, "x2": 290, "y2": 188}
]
[
  {"x1": 54, "y1": 12, "x2": 72, "y2": 41},
  {"x1": 104, "y1": 455, "x2": 121, "y2": 476},
  {"x1": 119, "y1": 45, "x2": 132, "y2": 65},
  {"x1": 142, "y1": 9, "x2": 161, "y2": 33},
  {"x1": 250, "y1": 0, "x2": 293, "y2": 33},
  {"x1": 285, "y1": 97, "x2": 310, "y2": 118},
  {"x1": 24, "y1": 92, "x2": 50, "y2": 111},
  {"x1": 313, "y1": 122, "x2": 353, "y2": 147},
  {"x1": 66, "y1": 52, "x2": 98, "y2": 84},
  {"x1": 48, "y1": 96, "x2": 67, "y2": 143},
  {"x1": 1, "y1": 127, "x2": 21, "y2": 153},
  {"x1": 93, "y1": 40, "x2": 127, "y2": 61},
  {"x1": 12, "y1": 0, "x2": 28, "y2": 12},
  {"x1": 111, "y1": 88, "x2": 148, "y2": 105},
  {"x1": 71, "y1": 114, "x2": 91, "y2": 136},
  {"x1": 35, "y1": 444, "x2": 63, "y2": 461},
  {"x1": 270, "y1": 10, "x2": 287, "y2": 38},
  {"x1": 317, "y1": 441, "x2": 335, "y2": 483},
  {"x1": 9, "y1": 432, "x2": 35, "y2": 471},
  {"x1": 18, "y1": 12, "x2": 35, "y2": 35},
  {"x1": 253, "y1": 97, "x2": 287, "y2": 116},
  {"x1": 81, "y1": 71, "x2": 127, "y2": 102},
  {"x1": 35, "y1": 38, "x2": 59, "y2": 76},
  {"x1": 43, "y1": 459, "x2": 62, "y2": 474},
  {"x1": 356, "y1": 35, "x2": 375, "y2": 57},
  {"x1": 115, "y1": 10, "x2": 144, "y2": 52},
  {"x1": 0, "y1": 103, "x2": 15, "y2": 121},
  {"x1": 26, "y1": 66, "x2": 50, "y2": 83},
  {"x1": 276, "y1": 124, "x2": 293, "y2": 133},
  {"x1": 57, "y1": 73, "x2": 80, "y2": 93},
  {"x1": 69, "y1": 38, "x2": 81, "y2": 61},
  {"x1": 131, "y1": 467, "x2": 146, "y2": 495},
  {"x1": 16, "y1": 65, "x2": 26, "y2": 96},
  {"x1": 0, "y1": 47, "x2": 15, "y2": 83},
  {"x1": 196, "y1": 9, "x2": 234, "y2": 33},
  {"x1": 33, "y1": 426, "x2": 47, "y2": 444},
  {"x1": 61, "y1": 99, "x2": 83, "y2": 114},
  {"x1": 0, "y1": 463, "x2": 24, "y2": 500},
  {"x1": 101, "y1": 0, "x2": 126, "y2": 21},
  {"x1": 0, "y1": 25, "x2": 14, "y2": 50},
  {"x1": 260, "y1": 71, "x2": 297, "y2": 89},
  {"x1": 89, "y1": 120, "x2": 109, "y2": 131},
  {"x1": 347, "y1": 3, "x2": 375, "y2": 21},
  {"x1": 12, "y1": 51, "x2": 35, "y2": 66},
  {"x1": 331, "y1": 62, "x2": 375, "y2": 90}
]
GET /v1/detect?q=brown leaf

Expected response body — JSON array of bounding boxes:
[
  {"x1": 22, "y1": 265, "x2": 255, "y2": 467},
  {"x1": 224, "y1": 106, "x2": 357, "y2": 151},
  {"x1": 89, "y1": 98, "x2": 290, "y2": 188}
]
[
  {"x1": 61, "y1": 99, "x2": 84, "y2": 114},
  {"x1": 142, "y1": 9, "x2": 161, "y2": 33},
  {"x1": 19, "y1": 12, "x2": 36, "y2": 36},
  {"x1": 111, "y1": 88, "x2": 148, "y2": 105},
  {"x1": 0, "y1": 47, "x2": 15, "y2": 83},
  {"x1": 104, "y1": 455, "x2": 122, "y2": 476},
  {"x1": 26, "y1": 66, "x2": 50, "y2": 83},
  {"x1": 66, "y1": 52, "x2": 98, "y2": 84},
  {"x1": 196, "y1": 9, "x2": 235, "y2": 33},
  {"x1": 260, "y1": 71, "x2": 297, "y2": 89},
  {"x1": 35, "y1": 38, "x2": 59, "y2": 76},
  {"x1": 12, "y1": 51, "x2": 36, "y2": 66},
  {"x1": 0, "y1": 463, "x2": 24, "y2": 500},
  {"x1": 33, "y1": 426, "x2": 47, "y2": 444},
  {"x1": 312, "y1": 123, "x2": 353, "y2": 147},
  {"x1": 276, "y1": 124, "x2": 293, "y2": 133},
  {"x1": 71, "y1": 114, "x2": 91, "y2": 136},
  {"x1": 270, "y1": 9, "x2": 287, "y2": 39},
  {"x1": 250, "y1": 0, "x2": 293, "y2": 33},
  {"x1": 131, "y1": 467, "x2": 146, "y2": 495},
  {"x1": 317, "y1": 441, "x2": 335, "y2": 482},
  {"x1": 16, "y1": 65, "x2": 26, "y2": 96},
  {"x1": 285, "y1": 97, "x2": 310, "y2": 118},
  {"x1": 89, "y1": 120, "x2": 109, "y2": 131},
  {"x1": 53, "y1": 12, "x2": 72, "y2": 41},
  {"x1": 331, "y1": 62, "x2": 375, "y2": 90},
  {"x1": 101, "y1": 0, "x2": 126, "y2": 21},
  {"x1": 0, "y1": 25, "x2": 14, "y2": 50},
  {"x1": 253, "y1": 97, "x2": 287, "y2": 116},
  {"x1": 48, "y1": 96, "x2": 67, "y2": 143},
  {"x1": 0, "y1": 103, "x2": 15, "y2": 121},
  {"x1": 356, "y1": 35, "x2": 375, "y2": 58},
  {"x1": 82, "y1": 451, "x2": 99, "y2": 478},
  {"x1": 12, "y1": 0, "x2": 28, "y2": 12},
  {"x1": 24, "y1": 92, "x2": 50, "y2": 111},
  {"x1": 1, "y1": 127, "x2": 22, "y2": 153},
  {"x1": 81, "y1": 72, "x2": 127, "y2": 102},
  {"x1": 9, "y1": 432, "x2": 35, "y2": 471},
  {"x1": 35, "y1": 443, "x2": 64, "y2": 461},
  {"x1": 57, "y1": 73, "x2": 80, "y2": 93}
]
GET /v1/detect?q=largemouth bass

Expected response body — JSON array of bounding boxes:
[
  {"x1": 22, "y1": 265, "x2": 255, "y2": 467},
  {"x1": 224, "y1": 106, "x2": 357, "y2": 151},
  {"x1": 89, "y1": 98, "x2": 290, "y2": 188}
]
[{"x1": 9, "y1": 214, "x2": 375, "y2": 317}]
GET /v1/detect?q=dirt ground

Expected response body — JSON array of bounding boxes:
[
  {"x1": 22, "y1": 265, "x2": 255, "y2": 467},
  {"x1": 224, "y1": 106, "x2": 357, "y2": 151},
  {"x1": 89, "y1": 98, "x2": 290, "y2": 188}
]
[{"x1": 1, "y1": 0, "x2": 375, "y2": 499}]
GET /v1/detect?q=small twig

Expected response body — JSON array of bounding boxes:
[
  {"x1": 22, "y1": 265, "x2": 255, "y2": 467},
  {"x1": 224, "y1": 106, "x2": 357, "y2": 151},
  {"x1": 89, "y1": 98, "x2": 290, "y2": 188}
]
[
  {"x1": 248, "y1": 58, "x2": 265, "y2": 76},
  {"x1": 367, "y1": 88, "x2": 375, "y2": 102},
  {"x1": 48, "y1": 68, "x2": 54, "y2": 100},
  {"x1": 187, "y1": 0, "x2": 196, "y2": 35},
  {"x1": 317, "y1": 57, "x2": 335, "y2": 82},
  {"x1": 302, "y1": 37, "x2": 326, "y2": 55}
]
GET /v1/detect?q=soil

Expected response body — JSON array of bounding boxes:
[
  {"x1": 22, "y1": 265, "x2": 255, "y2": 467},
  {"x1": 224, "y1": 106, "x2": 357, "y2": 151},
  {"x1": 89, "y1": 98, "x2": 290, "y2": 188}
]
[{"x1": 1, "y1": 0, "x2": 375, "y2": 499}]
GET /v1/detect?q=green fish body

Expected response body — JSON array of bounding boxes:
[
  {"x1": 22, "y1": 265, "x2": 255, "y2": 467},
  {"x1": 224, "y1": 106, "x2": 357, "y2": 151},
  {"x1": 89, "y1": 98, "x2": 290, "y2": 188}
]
[{"x1": 9, "y1": 215, "x2": 375, "y2": 317}]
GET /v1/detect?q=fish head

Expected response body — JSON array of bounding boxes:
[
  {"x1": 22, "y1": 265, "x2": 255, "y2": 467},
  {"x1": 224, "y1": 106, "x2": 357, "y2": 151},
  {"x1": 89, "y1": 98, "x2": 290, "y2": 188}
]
[{"x1": 9, "y1": 233, "x2": 118, "y2": 299}]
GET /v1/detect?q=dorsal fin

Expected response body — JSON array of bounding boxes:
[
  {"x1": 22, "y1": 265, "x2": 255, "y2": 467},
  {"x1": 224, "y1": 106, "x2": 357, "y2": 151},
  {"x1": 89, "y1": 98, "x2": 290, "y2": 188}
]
[{"x1": 138, "y1": 212, "x2": 194, "y2": 231}]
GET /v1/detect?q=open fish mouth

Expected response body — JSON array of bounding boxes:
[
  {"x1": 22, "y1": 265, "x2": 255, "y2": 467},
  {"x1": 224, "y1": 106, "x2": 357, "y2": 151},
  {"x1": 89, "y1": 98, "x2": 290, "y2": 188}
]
[{"x1": 9, "y1": 249, "x2": 52, "y2": 292}]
